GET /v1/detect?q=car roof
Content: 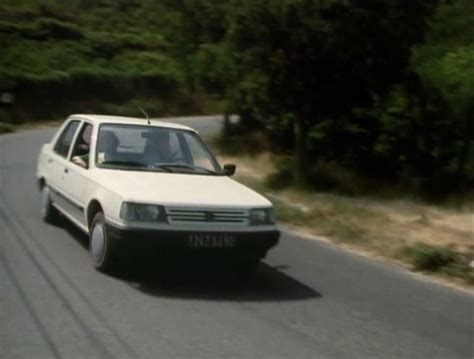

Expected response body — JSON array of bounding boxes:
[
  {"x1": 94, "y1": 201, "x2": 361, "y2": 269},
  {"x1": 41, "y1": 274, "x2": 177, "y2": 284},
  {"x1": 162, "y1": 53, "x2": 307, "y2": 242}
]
[{"x1": 69, "y1": 114, "x2": 197, "y2": 132}]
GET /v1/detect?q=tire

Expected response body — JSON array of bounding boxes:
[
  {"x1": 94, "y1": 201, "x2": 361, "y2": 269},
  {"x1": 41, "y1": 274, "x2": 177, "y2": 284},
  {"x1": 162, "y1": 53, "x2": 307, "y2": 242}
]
[
  {"x1": 89, "y1": 212, "x2": 117, "y2": 273},
  {"x1": 40, "y1": 185, "x2": 59, "y2": 223}
]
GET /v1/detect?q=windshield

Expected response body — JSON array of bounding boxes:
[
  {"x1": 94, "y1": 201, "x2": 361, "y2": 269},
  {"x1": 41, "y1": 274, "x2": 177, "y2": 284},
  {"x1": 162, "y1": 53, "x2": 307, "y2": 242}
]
[{"x1": 95, "y1": 124, "x2": 223, "y2": 175}]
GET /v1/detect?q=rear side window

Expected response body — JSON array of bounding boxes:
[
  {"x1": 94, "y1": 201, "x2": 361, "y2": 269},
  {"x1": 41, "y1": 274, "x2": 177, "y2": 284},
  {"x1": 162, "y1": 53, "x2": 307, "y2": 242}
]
[{"x1": 54, "y1": 120, "x2": 80, "y2": 158}]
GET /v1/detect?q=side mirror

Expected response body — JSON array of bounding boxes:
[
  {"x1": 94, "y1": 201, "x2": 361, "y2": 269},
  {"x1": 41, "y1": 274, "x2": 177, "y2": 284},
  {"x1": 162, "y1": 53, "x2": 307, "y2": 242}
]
[{"x1": 223, "y1": 163, "x2": 236, "y2": 176}]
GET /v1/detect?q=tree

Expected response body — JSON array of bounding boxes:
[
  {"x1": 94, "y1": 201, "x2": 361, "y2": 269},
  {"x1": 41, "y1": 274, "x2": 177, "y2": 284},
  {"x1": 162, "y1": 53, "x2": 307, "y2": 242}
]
[
  {"x1": 225, "y1": 0, "x2": 436, "y2": 184},
  {"x1": 411, "y1": 0, "x2": 474, "y2": 186}
]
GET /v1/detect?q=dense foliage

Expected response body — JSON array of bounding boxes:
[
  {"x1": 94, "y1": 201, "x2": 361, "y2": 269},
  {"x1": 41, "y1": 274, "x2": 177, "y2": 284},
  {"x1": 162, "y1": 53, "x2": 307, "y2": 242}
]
[
  {"x1": 0, "y1": 0, "x2": 210, "y2": 121},
  {"x1": 222, "y1": 0, "x2": 473, "y2": 193},
  {"x1": 196, "y1": 0, "x2": 473, "y2": 193},
  {"x1": 1, "y1": 0, "x2": 472, "y2": 193}
]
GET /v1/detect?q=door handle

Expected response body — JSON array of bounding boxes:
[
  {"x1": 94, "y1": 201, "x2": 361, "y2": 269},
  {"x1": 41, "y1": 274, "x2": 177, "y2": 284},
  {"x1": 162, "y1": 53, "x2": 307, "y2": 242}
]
[{"x1": 64, "y1": 168, "x2": 68, "y2": 174}]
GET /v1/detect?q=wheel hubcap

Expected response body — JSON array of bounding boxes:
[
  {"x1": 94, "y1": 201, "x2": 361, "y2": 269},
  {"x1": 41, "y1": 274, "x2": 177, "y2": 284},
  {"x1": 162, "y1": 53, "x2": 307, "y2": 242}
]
[{"x1": 91, "y1": 223, "x2": 106, "y2": 262}]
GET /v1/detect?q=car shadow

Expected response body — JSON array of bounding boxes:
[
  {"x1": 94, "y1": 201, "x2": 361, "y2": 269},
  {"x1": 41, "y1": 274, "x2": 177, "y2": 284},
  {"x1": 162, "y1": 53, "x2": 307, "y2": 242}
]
[
  {"x1": 57, "y1": 216, "x2": 321, "y2": 302},
  {"x1": 52, "y1": 215, "x2": 90, "y2": 249},
  {"x1": 128, "y1": 263, "x2": 321, "y2": 302}
]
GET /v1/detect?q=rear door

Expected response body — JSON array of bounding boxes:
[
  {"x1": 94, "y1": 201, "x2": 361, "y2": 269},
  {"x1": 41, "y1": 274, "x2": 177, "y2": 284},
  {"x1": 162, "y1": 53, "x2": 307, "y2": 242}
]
[{"x1": 48, "y1": 119, "x2": 81, "y2": 214}]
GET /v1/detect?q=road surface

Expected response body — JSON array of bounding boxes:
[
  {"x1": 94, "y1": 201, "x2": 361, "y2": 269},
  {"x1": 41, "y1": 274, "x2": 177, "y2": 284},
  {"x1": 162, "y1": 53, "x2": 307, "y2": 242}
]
[{"x1": 1, "y1": 116, "x2": 473, "y2": 358}]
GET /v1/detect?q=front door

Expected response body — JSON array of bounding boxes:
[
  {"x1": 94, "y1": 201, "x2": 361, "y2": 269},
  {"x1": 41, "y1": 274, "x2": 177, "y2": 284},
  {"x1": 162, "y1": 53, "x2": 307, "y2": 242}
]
[{"x1": 62, "y1": 121, "x2": 93, "y2": 226}]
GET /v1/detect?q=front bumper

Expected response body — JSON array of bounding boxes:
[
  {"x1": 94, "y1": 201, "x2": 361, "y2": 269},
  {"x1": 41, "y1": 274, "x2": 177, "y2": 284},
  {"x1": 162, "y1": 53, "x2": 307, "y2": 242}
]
[{"x1": 106, "y1": 223, "x2": 280, "y2": 259}]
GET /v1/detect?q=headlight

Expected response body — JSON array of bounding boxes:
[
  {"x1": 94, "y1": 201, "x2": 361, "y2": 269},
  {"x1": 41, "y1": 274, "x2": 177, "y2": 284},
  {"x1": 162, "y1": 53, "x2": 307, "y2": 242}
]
[
  {"x1": 120, "y1": 203, "x2": 166, "y2": 222},
  {"x1": 249, "y1": 208, "x2": 275, "y2": 225}
]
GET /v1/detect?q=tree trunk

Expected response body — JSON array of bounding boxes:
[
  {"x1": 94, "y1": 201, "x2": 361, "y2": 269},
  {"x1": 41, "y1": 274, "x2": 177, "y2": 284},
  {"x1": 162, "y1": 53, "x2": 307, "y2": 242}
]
[{"x1": 293, "y1": 115, "x2": 306, "y2": 185}]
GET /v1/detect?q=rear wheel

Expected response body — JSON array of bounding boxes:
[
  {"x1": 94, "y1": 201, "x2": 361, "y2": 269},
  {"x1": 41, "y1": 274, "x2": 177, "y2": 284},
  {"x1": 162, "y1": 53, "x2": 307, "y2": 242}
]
[
  {"x1": 89, "y1": 212, "x2": 117, "y2": 272},
  {"x1": 40, "y1": 185, "x2": 59, "y2": 223}
]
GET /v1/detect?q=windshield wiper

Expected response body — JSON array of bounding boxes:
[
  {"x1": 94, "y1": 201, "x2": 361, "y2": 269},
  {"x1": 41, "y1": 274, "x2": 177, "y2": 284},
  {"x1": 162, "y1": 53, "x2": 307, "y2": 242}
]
[
  {"x1": 153, "y1": 164, "x2": 219, "y2": 175},
  {"x1": 100, "y1": 161, "x2": 176, "y2": 172},
  {"x1": 100, "y1": 161, "x2": 218, "y2": 174},
  {"x1": 101, "y1": 160, "x2": 147, "y2": 167}
]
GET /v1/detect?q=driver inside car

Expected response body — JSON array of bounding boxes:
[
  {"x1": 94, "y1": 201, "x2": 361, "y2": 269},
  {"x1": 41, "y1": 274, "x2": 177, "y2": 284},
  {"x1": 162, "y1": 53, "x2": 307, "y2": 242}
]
[
  {"x1": 71, "y1": 124, "x2": 92, "y2": 168},
  {"x1": 143, "y1": 129, "x2": 173, "y2": 164},
  {"x1": 73, "y1": 129, "x2": 120, "y2": 166}
]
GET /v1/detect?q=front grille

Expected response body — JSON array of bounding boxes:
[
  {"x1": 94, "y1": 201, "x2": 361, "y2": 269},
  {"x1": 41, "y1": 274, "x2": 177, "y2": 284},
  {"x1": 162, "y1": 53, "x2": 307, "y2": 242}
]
[{"x1": 166, "y1": 207, "x2": 249, "y2": 226}]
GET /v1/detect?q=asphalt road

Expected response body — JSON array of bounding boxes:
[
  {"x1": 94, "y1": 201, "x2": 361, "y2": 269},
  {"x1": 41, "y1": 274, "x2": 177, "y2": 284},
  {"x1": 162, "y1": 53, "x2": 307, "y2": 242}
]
[{"x1": 1, "y1": 116, "x2": 473, "y2": 359}]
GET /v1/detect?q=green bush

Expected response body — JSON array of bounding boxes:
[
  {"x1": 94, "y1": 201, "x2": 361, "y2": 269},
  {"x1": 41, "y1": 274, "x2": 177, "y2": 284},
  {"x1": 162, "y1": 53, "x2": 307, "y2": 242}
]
[
  {"x1": 97, "y1": 98, "x2": 165, "y2": 118},
  {"x1": 214, "y1": 130, "x2": 270, "y2": 156},
  {"x1": 401, "y1": 243, "x2": 474, "y2": 284},
  {"x1": 265, "y1": 158, "x2": 385, "y2": 195},
  {"x1": 403, "y1": 243, "x2": 457, "y2": 271},
  {"x1": 86, "y1": 32, "x2": 160, "y2": 59},
  {"x1": 0, "y1": 21, "x2": 35, "y2": 37},
  {"x1": 441, "y1": 261, "x2": 474, "y2": 285},
  {"x1": 307, "y1": 161, "x2": 374, "y2": 195},
  {"x1": 0, "y1": 113, "x2": 14, "y2": 133},
  {"x1": 0, "y1": 19, "x2": 84, "y2": 41},
  {"x1": 0, "y1": 124, "x2": 13, "y2": 134},
  {"x1": 33, "y1": 19, "x2": 84, "y2": 40},
  {"x1": 265, "y1": 155, "x2": 294, "y2": 190}
]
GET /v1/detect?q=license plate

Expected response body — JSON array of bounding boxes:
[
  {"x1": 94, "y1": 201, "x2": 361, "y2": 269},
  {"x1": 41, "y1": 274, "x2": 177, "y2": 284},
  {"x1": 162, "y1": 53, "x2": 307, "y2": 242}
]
[{"x1": 188, "y1": 233, "x2": 236, "y2": 248}]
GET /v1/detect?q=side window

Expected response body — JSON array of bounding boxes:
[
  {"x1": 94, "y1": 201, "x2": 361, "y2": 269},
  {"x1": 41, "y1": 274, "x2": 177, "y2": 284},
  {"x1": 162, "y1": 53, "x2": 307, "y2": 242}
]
[
  {"x1": 70, "y1": 123, "x2": 93, "y2": 167},
  {"x1": 53, "y1": 120, "x2": 80, "y2": 158}
]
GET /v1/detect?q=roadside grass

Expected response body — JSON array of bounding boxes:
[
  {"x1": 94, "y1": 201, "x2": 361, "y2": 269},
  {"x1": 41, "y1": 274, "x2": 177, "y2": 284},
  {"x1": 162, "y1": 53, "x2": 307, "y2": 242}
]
[
  {"x1": 400, "y1": 243, "x2": 474, "y2": 285},
  {"x1": 0, "y1": 122, "x2": 15, "y2": 134},
  {"x1": 213, "y1": 147, "x2": 474, "y2": 287}
]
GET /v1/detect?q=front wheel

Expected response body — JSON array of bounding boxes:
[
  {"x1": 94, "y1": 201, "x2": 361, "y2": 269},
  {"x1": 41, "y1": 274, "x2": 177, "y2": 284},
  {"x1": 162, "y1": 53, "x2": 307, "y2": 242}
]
[
  {"x1": 89, "y1": 212, "x2": 117, "y2": 273},
  {"x1": 40, "y1": 185, "x2": 59, "y2": 223}
]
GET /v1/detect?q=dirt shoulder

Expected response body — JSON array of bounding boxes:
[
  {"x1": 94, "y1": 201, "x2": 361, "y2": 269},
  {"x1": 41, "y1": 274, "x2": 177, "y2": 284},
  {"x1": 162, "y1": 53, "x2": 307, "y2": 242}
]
[{"x1": 217, "y1": 151, "x2": 474, "y2": 289}]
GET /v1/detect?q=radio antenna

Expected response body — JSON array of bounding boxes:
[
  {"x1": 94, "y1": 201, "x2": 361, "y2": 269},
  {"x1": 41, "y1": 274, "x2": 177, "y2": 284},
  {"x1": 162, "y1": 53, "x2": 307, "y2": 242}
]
[{"x1": 137, "y1": 106, "x2": 150, "y2": 125}]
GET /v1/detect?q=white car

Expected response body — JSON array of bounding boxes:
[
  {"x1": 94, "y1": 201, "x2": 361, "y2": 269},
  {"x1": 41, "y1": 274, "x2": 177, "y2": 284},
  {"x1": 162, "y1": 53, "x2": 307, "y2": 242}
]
[{"x1": 36, "y1": 115, "x2": 279, "y2": 274}]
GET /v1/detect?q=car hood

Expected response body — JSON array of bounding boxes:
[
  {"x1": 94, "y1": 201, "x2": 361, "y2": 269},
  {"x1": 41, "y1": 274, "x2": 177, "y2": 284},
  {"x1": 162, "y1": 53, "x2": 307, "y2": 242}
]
[{"x1": 91, "y1": 169, "x2": 272, "y2": 208}]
